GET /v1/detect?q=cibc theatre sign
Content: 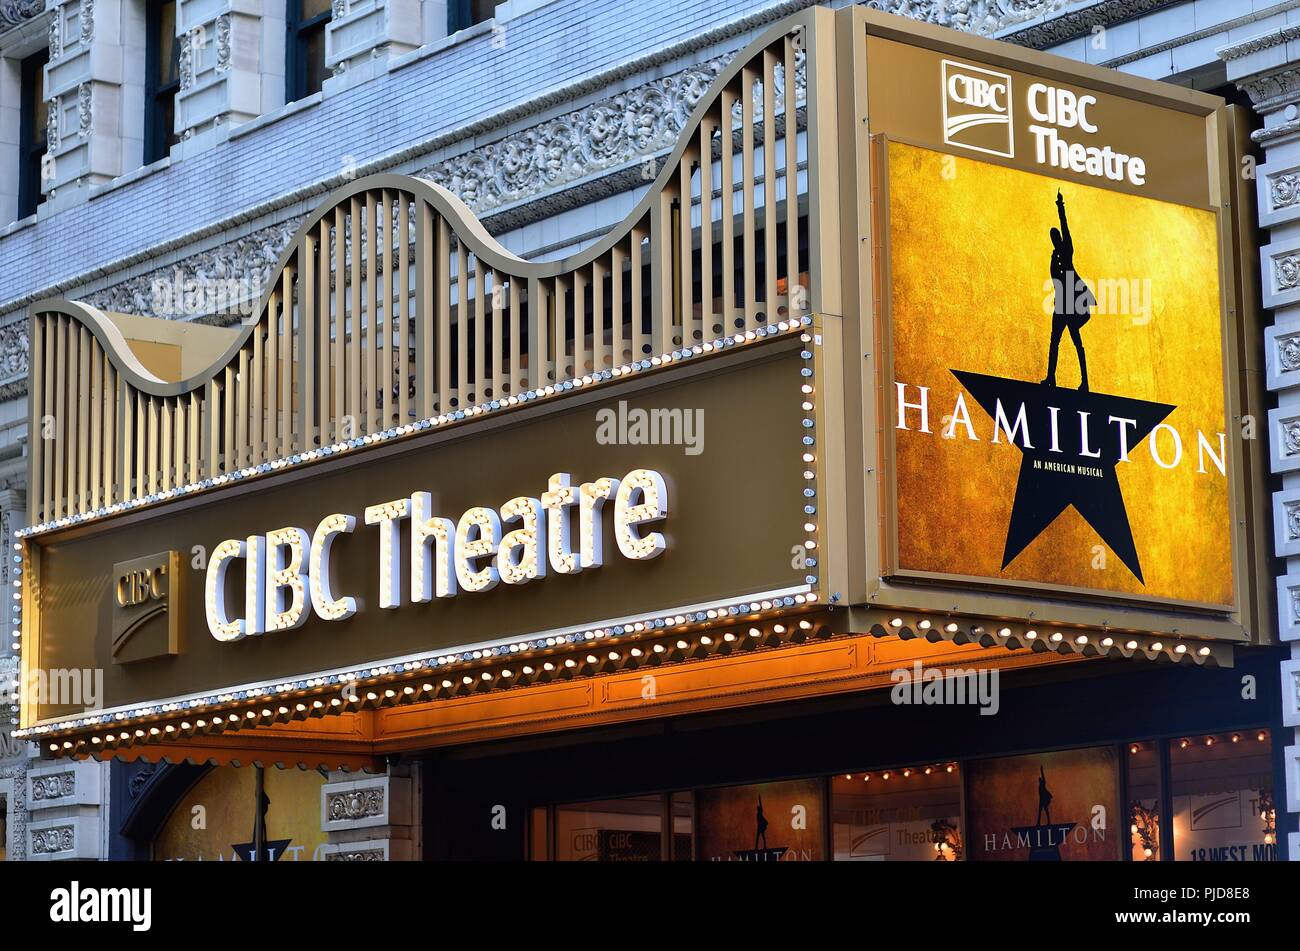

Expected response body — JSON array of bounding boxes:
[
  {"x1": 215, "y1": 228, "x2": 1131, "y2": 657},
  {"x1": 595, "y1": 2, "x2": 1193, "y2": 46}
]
[
  {"x1": 204, "y1": 468, "x2": 669, "y2": 640},
  {"x1": 863, "y1": 14, "x2": 1246, "y2": 613},
  {"x1": 24, "y1": 338, "x2": 814, "y2": 724}
]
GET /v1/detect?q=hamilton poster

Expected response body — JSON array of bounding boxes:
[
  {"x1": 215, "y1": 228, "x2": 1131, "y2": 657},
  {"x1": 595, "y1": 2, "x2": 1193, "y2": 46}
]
[
  {"x1": 966, "y1": 747, "x2": 1121, "y2": 861},
  {"x1": 888, "y1": 140, "x2": 1233, "y2": 606},
  {"x1": 695, "y1": 779, "x2": 826, "y2": 862}
]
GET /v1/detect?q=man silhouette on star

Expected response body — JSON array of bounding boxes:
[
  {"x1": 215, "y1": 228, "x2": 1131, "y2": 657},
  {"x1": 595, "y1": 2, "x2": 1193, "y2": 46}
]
[{"x1": 1042, "y1": 190, "x2": 1096, "y2": 391}]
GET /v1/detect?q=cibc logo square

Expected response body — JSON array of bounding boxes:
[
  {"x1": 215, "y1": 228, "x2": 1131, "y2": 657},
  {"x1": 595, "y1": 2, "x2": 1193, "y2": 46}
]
[{"x1": 941, "y1": 59, "x2": 1014, "y2": 158}]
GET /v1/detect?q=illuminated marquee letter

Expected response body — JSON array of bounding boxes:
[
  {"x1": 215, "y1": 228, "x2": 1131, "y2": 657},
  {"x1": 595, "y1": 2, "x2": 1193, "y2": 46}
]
[
  {"x1": 311, "y1": 514, "x2": 357, "y2": 621},
  {"x1": 456, "y1": 506, "x2": 502, "y2": 593},
  {"x1": 579, "y1": 477, "x2": 619, "y2": 568},
  {"x1": 411, "y1": 492, "x2": 457, "y2": 602},
  {"x1": 499, "y1": 496, "x2": 546, "y2": 585},
  {"x1": 266, "y1": 527, "x2": 311, "y2": 631},
  {"x1": 245, "y1": 535, "x2": 266, "y2": 636},
  {"x1": 542, "y1": 473, "x2": 581, "y2": 575},
  {"x1": 365, "y1": 498, "x2": 411, "y2": 609},
  {"x1": 206, "y1": 539, "x2": 248, "y2": 642},
  {"x1": 614, "y1": 468, "x2": 668, "y2": 560}
]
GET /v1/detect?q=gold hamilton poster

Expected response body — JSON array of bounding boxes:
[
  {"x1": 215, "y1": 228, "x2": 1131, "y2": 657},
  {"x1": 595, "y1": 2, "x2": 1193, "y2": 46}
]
[
  {"x1": 966, "y1": 747, "x2": 1121, "y2": 861},
  {"x1": 887, "y1": 140, "x2": 1232, "y2": 607}
]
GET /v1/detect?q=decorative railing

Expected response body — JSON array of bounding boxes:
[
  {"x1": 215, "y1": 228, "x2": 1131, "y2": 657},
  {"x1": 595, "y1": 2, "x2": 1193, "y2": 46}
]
[{"x1": 28, "y1": 8, "x2": 835, "y2": 526}]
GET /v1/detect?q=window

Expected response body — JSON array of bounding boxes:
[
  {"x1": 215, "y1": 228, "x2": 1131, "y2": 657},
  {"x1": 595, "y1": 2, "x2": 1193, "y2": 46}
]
[
  {"x1": 532, "y1": 793, "x2": 692, "y2": 861},
  {"x1": 144, "y1": 0, "x2": 181, "y2": 164},
  {"x1": 1170, "y1": 729, "x2": 1276, "y2": 862},
  {"x1": 833, "y1": 765, "x2": 962, "y2": 861},
  {"x1": 448, "y1": 0, "x2": 502, "y2": 34},
  {"x1": 286, "y1": 0, "x2": 332, "y2": 103},
  {"x1": 1126, "y1": 740, "x2": 1161, "y2": 861},
  {"x1": 17, "y1": 48, "x2": 49, "y2": 219}
]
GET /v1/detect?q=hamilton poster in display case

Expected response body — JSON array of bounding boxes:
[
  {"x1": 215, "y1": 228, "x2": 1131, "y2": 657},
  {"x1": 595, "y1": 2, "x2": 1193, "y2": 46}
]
[
  {"x1": 695, "y1": 778, "x2": 826, "y2": 862},
  {"x1": 884, "y1": 140, "x2": 1232, "y2": 608},
  {"x1": 859, "y1": 12, "x2": 1251, "y2": 626},
  {"x1": 965, "y1": 746, "x2": 1121, "y2": 861}
]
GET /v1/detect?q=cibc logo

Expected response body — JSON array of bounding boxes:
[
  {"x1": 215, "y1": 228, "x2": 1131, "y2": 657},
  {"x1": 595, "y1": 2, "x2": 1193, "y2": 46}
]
[
  {"x1": 941, "y1": 59, "x2": 1014, "y2": 158},
  {"x1": 116, "y1": 565, "x2": 166, "y2": 608},
  {"x1": 111, "y1": 551, "x2": 182, "y2": 664}
]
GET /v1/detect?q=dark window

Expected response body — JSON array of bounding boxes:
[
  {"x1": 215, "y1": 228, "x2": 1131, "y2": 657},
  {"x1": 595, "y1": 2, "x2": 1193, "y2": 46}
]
[
  {"x1": 448, "y1": 0, "x2": 501, "y2": 34},
  {"x1": 286, "y1": 0, "x2": 332, "y2": 103},
  {"x1": 17, "y1": 48, "x2": 49, "y2": 219},
  {"x1": 144, "y1": 0, "x2": 181, "y2": 164}
]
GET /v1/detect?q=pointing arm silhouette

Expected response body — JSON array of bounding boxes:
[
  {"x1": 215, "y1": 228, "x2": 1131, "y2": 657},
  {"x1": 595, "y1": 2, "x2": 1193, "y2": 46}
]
[{"x1": 1056, "y1": 190, "x2": 1073, "y2": 256}]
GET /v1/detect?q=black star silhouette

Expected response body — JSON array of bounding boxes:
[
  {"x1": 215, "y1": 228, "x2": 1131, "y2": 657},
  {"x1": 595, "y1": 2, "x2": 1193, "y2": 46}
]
[
  {"x1": 951, "y1": 371, "x2": 1175, "y2": 583},
  {"x1": 232, "y1": 837, "x2": 293, "y2": 862}
]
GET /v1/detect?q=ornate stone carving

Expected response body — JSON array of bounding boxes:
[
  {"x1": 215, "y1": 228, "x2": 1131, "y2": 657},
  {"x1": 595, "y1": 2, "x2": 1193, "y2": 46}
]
[
  {"x1": 864, "y1": 0, "x2": 1179, "y2": 50},
  {"x1": 867, "y1": 0, "x2": 1159, "y2": 47},
  {"x1": 0, "y1": 322, "x2": 27, "y2": 379},
  {"x1": 1238, "y1": 68, "x2": 1300, "y2": 111},
  {"x1": 326, "y1": 848, "x2": 385, "y2": 860},
  {"x1": 1217, "y1": 22, "x2": 1300, "y2": 63},
  {"x1": 79, "y1": 0, "x2": 93, "y2": 45},
  {"x1": 1272, "y1": 173, "x2": 1300, "y2": 212},
  {"x1": 1286, "y1": 500, "x2": 1300, "y2": 539},
  {"x1": 1283, "y1": 420, "x2": 1300, "y2": 456},
  {"x1": 46, "y1": 97, "x2": 60, "y2": 154},
  {"x1": 0, "y1": 713, "x2": 21, "y2": 760},
  {"x1": 331, "y1": 0, "x2": 348, "y2": 19},
  {"x1": 327, "y1": 787, "x2": 384, "y2": 821},
  {"x1": 417, "y1": 53, "x2": 750, "y2": 214},
  {"x1": 1255, "y1": 118, "x2": 1300, "y2": 146},
  {"x1": 48, "y1": 7, "x2": 62, "y2": 59},
  {"x1": 31, "y1": 825, "x2": 74, "y2": 854},
  {"x1": 1279, "y1": 333, "x2": 1300, "y2": 372},
  {"x1": 216, "y1": 15, "x2": 231, "y2": 74},
  {"x1": 179, "y1": 32, "x2": 194, "y2": 91},
  {"x1": 1276, "y1": 254, "x2": 1300, "y2": 291},
  {"x1": 2, "y1": 770, "x2": 27, "y2": 859},
  {"x1": 127, "y1": 762, "x2": 159, "y2": 799},
  {"x1": 83, "y1": 217, "x2": 301, "y2": 322},
  {"x1": 0, "y1": 0, "x2": 43, "y2": 29},
  {"x1": 77, "y1": 83, "x2": 92, "y2": 138},
  {"x1": 31, "y1": 772, "x2": 75, "y2": 801}
]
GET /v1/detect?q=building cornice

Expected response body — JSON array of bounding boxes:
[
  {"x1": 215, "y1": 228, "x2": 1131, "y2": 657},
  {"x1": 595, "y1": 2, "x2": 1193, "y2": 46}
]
[
  {"x1": 1216, "y1": 21, "x2": 1300, "y2": 63},
  {"x1": 1102, "y1": 0, "x2": 1300, "y2": 69},
  {"x1": 1216, "y1": 19, "x2": 1300, "y2": 143},
  {"x1": 866, "y1": 0, "x2": 1182, "y2": 49}
]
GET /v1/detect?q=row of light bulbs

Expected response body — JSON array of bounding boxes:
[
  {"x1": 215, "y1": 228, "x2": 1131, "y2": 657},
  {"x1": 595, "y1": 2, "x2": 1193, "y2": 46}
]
[
  {"x1": 20, "y1": 589, "x2": 822, "y2": 742},
  {"x1": 43, "y1": 614, "x2": 835, "y2": 755},
  {"x1": 843, "y1": 763, "x2": 959, "y2": 782},
  {"x1": 878, "y1": 616, "x2": 1215, "y2": 662},
  {"x1": 1171, "y1": 730, "x2": 1269, "y2": 751}
]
